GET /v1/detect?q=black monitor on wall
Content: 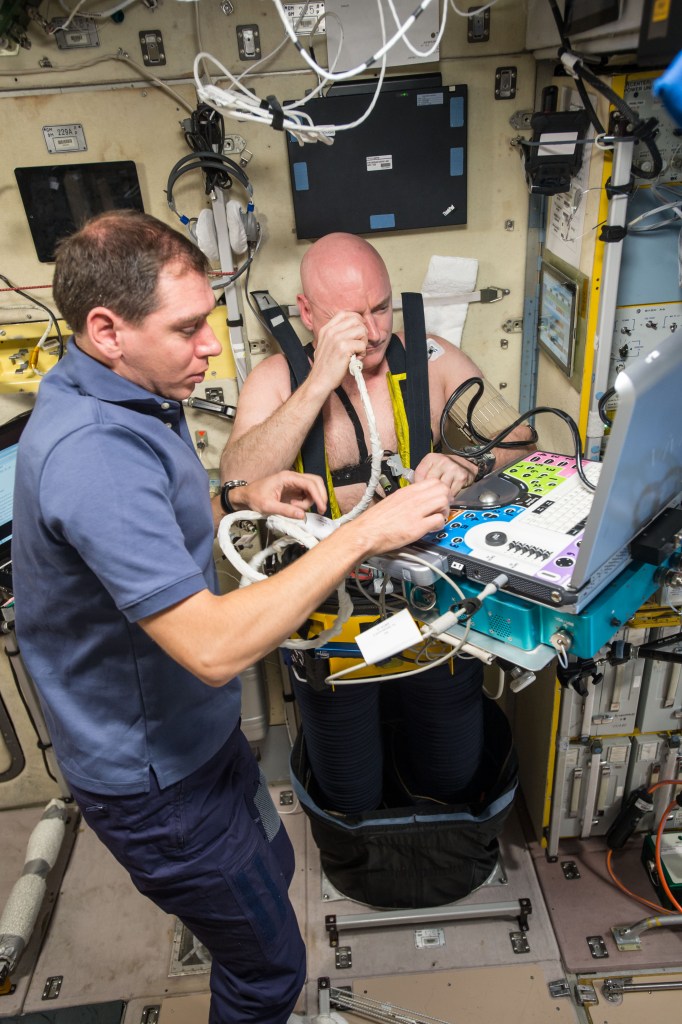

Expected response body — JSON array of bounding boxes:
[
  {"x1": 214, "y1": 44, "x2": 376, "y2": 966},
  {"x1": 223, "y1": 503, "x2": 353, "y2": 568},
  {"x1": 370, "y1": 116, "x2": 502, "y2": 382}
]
[
  {"x1": 286, "y1": 75, "x2": 467, "y2": 239},
  {"x1": 14, "y1": 161, "x2": 144, "y2": 263}
]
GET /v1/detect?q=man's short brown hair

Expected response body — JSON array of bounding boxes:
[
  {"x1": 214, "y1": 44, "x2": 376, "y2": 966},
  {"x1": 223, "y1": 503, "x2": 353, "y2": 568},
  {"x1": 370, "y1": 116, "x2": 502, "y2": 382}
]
[{"x1": 52, "y1": 209, "x2": 211, "y2": 335}]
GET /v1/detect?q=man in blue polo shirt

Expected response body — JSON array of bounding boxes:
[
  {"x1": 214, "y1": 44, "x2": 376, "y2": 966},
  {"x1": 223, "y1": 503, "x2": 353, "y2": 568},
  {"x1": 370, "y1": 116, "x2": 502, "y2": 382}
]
[{"x1": 11, "y1": 210, "x2": 450, "y2": 1024}]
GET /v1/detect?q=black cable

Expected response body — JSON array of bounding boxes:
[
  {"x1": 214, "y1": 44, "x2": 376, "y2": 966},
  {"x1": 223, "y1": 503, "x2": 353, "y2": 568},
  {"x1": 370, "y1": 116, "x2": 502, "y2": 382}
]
[
  {"x1": 439, "y1": 376, "x2": 597, "y2": 492},
  {"x1": 182, "y1": 103, "x2": 229, "y2": 192},
  {"x1": 0, "y1": 274, "x2": 64, "y2": 359},
  {"x1": 637, "y1": 648, "x2": 682, "y2": 665},
  {"x1": 544, "y1": 0, "x2": 663, "y2": 179},
  {"x1": 598, "y1": 386, "x2": 617, "y2": 425},
  {"x1": 546, "y1": 0, "x2": 604, "y2": 133},
  {"x1": 546, "y1": 0, "x2": 568, "y2": 48},
  {"x1": 5, "y1": 645, "x2": 59, "y2": 785},
  {"x1": 244, "y1": 259, "x2": 269, "y2": 329},
  {"x1": 576, "y1": 62, "x2": 663, "y2": 179}
]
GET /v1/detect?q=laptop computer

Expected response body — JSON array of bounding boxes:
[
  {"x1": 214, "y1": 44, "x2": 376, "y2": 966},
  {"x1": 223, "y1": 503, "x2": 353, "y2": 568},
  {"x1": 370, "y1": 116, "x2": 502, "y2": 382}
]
[
  {"x1": 0, "y1": 410, "x2": 32, "y2": 592},
  {"x1": 419, "y1": 331, "x2": 682, "y2": 612}
]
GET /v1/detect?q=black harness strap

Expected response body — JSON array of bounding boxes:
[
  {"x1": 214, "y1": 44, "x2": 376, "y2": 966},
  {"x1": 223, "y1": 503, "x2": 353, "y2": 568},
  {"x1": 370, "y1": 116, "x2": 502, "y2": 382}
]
[
  {"x1": 333, "y1": 386, "x2": 369, "y2": 463},
  {"x1": 399, "y1": 292, "x2": 432, "y2": 467},
  {"x1": 261, "y1": 294, "x2": 431, "y2": 507},
  {"x1": 258, "y1": 306, "x2": 327, "y2": 500}
]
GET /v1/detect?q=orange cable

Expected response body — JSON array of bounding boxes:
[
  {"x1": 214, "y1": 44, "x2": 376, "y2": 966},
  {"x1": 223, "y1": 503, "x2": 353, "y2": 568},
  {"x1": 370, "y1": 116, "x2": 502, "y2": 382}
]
[
  {"x1": 655, "y1": 799, "x2": 682, "y2": 913},
  {"x1": 605, "y1": 849, "x2": 673, "y2": 916}
]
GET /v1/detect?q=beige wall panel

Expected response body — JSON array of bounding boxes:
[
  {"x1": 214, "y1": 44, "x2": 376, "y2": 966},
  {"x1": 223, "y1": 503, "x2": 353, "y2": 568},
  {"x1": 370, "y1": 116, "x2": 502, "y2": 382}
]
[
  {"x1": 1, "y1": 84, "x2": 198, "y2": 288},
  {"x1": 1, "y1": 1, "x2": 534, "y2": 418},
  {"x1": 0, "y1": 637, "x2": 63, "y2": 809},
  {"x1": 242, "y1": 51, "x2": 536, "y2": 411},
  {"x1": 534, "y1": 80, "x2": 611, "y2": 451},
  {"x1": 0, "y1": 1, "x2": 528, "y2": 86}
]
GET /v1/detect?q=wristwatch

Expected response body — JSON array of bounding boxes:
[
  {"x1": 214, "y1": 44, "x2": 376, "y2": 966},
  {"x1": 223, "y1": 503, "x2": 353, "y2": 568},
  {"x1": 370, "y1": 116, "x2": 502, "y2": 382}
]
[
  {"x1": 462, "y1": 447, "x2": 496, "y2": 483},
  {"x1": 220, "y1": 480, "x2": 248, "y2": 515}
]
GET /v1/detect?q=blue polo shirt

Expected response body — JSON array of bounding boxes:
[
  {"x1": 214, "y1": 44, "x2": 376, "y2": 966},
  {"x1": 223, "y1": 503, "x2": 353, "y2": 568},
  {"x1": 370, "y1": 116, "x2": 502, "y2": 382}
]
[{"x1": 12, "y1": 342, "x2": 242, "y2": 795}]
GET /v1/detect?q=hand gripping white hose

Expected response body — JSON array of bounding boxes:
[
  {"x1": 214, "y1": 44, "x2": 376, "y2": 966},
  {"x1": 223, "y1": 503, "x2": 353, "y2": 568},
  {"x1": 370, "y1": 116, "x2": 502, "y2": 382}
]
[
  {"x1": 217, "y1": 511, "x2": 354, "y2": 649},
  {"x1": 217, "y1": 356, "x2": 387, "y2": 649}
]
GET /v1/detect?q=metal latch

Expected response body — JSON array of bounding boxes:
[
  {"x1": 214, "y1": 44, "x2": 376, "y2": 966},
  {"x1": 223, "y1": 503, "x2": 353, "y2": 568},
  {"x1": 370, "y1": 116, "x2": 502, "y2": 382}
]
[
  {"x1": 548, "y1": 979, "x2": 570, "y2": 998},
  {"x1": 510, "y1": 930, "x2": 530, "y2": 954},
  {"x1": 42, "y1": 977, "x2": 62, "y2": 1001},
  {"x1": 587, "y1": 934, "x2": 609, "y2": 958},
  {"x1": 575, "y1": 982, "x2": 598, "y2": 1005}
]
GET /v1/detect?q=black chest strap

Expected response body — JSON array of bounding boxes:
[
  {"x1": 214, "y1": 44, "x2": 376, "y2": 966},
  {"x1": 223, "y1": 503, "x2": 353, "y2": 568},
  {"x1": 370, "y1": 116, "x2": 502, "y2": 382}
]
[
  {"x1": 399, "y1": 292, "x2": 432, "y2": 467},
  {"x1": 256, "y1": 308, "x2": 327, "y2": 491},
  {"x1": 259, "y1": 293, "x2": 431, "y2": 502}
]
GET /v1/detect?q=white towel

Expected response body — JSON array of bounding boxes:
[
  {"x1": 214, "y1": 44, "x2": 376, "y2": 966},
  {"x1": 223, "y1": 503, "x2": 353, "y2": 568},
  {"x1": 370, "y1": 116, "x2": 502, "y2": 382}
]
[{"x1": 420, "y1": 254, "x2": 478, "y2": 347}]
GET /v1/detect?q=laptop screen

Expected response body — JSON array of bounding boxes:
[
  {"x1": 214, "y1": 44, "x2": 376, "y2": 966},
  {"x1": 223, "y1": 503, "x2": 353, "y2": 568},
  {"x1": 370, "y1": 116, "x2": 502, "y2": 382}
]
[
  {"x1": 0, "y1": 411, "x2": 32, "y2": 564},
  {"x1": 571, "y1": 332, "x2": 682, "y2": 588}
]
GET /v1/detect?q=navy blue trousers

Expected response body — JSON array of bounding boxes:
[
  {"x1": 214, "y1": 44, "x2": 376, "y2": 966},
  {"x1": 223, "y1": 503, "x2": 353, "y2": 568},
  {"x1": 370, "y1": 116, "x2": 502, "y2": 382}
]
[{"x1": 68, "y1": 726, "x2": 306, "y2": 1024}]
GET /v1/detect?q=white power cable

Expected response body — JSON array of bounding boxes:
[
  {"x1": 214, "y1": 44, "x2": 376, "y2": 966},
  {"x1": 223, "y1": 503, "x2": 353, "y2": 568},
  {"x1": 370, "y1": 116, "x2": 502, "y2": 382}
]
[
  {"x1": 59, "y1": 0, "x2": 139, "y2": 29},
  {"x1": 196, "y1": 0, "x2": 501, "y2": 143},
  {"x1": 216, "y1": 350, "x2": 386, "y2": 649},
  {"x1": 323, "y1": 567, "x2": 507, "y2": 686},
  {"x1": 628, "y1": 197, "x2": 682, "y2": 232},
  {"x1": 196, "y1": 0, "x2": 389, "y2": 145},
  {"x1": 270, "y1": 0, "x2": 437, "y2": 81},
  {"x1": 385, "y1": 0, "x2": 448, "y2": 58},
  {"x1": 324, "y1": 616, "x2": 472, "y2": 685}
]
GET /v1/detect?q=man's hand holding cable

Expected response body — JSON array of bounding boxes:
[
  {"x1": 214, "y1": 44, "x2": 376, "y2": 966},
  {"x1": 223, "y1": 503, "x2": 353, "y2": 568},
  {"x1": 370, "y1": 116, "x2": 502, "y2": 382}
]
[
  {"x1": 342, "y1": 478, "x2": 450, "y2": 554},
  {"x1": 413, "y1": 452, "x2": 477, "y2": 502},
  {"x1": 307, "y1": 311, "x2": 369, "y2": 393},
  {"x1": 223, "y1": 472, "x2": 328, "y2": 520}
]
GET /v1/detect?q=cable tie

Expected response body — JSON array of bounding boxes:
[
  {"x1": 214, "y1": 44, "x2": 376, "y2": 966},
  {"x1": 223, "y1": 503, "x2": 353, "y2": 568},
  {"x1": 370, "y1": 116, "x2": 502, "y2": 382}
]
[
  {"x1": 599, "y1": 224, "x2": 628, "y2": 243},
  {"x1": 458, "y1": 597, "x2": 481, "y2": 618},
  {"x1": 604, "y1": 176, "x2": 635, "y2": 199},
  {"x1": 266, "y1": 94, "x2": 285, "y2": 132},
  {"x1": 227, "y1": 316, "x2": 244, "y2": 327},
  {"x1": 632, "y1": 116, "x2": 659, "y2": 142}
]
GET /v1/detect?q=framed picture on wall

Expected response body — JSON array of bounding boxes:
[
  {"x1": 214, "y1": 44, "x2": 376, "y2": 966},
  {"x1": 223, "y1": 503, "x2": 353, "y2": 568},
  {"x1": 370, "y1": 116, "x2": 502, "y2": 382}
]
[{"x1": 538, "y1": 260, "x2": 579, "y2": 375}]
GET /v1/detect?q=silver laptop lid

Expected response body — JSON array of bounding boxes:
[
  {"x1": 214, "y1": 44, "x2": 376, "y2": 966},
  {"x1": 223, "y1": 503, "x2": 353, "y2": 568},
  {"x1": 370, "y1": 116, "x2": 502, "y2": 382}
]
[{"x1": 571, "y1": 332, "x2": 682, "y2": 588}]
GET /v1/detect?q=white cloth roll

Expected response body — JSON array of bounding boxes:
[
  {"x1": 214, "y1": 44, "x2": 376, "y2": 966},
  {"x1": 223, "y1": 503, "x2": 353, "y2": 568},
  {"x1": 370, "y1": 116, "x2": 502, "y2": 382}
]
[{"x1": 420, "y1": 254, "x2": 478, "y2": 347}]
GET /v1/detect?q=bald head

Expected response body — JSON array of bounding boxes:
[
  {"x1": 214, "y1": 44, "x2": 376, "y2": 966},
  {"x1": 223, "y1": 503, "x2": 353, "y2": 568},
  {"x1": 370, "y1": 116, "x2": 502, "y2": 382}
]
[
  {"x1": 297, "y1": 233, "x2": 394, "y2": 362},
  {"x1": 300, "y1": 233, "x2": 389, "y2": 304}
]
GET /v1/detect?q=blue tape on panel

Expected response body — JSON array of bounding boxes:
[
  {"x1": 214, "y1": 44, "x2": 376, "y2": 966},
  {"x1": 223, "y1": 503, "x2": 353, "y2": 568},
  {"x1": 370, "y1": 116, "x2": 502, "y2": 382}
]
[
  {"x1": 450, "y1": 96, "x2": 464, "y2": 128},
  {"x1": 369, "y1": 213, "x2": 396, "y2": 230},
  {"x1": 450, "y1": 148, "x2": 464, "y2": 176},
  {"x1": 293, "y1": 162, "x2": 309, "y2": 191}
]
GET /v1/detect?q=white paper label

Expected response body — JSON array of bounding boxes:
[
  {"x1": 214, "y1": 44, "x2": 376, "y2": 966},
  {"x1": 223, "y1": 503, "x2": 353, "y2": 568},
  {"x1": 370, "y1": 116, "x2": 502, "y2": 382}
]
[
  {"x1": 538, "y1": 131, "x2": 578, "y2": 157},
  {"x1": 366, "y1": 154, "x2": 393, "y2": 171},
  {"x1": 355, "y1": 608, "x2": 422, "y2": 665}
]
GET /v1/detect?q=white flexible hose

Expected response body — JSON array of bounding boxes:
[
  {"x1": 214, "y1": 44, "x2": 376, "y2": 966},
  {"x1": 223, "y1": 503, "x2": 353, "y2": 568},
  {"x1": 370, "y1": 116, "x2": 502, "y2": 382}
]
[
  {"x1": 217, "y1": 511, "x2": 354, "y2": 649},
  {"x1": 217, "y1": 356, "x2": 389, "y2": 649},
  {"x1": 335, "y1": 355, "x2": 385, "y2": 524}
]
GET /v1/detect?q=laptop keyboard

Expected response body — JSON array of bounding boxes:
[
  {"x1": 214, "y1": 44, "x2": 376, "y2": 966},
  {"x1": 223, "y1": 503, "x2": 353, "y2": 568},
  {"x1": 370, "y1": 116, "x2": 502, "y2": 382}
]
[
  {"x1": 531, "y1": 488, "x2": 594, "y2": 534},
  {"x1": 527, "y1": 465, "x2": 601, "y2": 535}
]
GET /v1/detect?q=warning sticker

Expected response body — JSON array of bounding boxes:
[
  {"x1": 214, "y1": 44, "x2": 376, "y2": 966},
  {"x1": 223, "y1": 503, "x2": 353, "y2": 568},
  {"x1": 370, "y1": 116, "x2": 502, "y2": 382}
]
[{"x1": 366, "y1": 154, "x2": 393, "y2": 171}]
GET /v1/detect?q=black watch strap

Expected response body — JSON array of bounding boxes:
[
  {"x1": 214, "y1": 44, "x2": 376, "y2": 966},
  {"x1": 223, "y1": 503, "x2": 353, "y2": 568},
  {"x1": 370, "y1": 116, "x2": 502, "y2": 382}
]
[{"x1": 220, "y1": 480, "x2": 248, "y2": 515}]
